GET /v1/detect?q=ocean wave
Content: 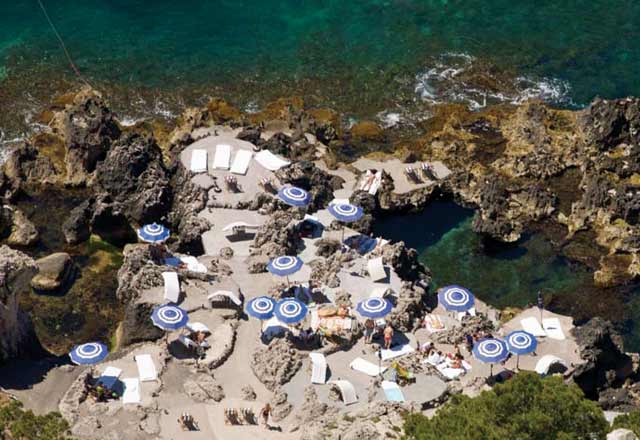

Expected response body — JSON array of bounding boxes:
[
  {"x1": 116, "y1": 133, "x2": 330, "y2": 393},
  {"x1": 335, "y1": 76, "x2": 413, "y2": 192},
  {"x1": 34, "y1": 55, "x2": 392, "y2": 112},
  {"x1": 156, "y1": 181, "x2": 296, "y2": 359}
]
[{"x1": 414, "y1": 53, "x2": 574, "y2": 110}]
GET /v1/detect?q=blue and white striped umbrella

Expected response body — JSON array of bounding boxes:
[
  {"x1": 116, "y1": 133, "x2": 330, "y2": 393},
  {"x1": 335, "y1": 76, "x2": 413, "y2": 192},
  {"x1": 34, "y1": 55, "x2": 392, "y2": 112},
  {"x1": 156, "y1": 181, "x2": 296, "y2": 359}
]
[
  {"x1": 246, "y1": 296, "x2": 276, "y2": 320},
  {"x1": 328, "y1": 203, "x2": 364, "y2": 223},
  {"x1": 137, "y1": 223, "x2": 170, "y2": 243},
  {"x1": 277, "y1": 186, "x2": 311, "y2": 208},
  {"x1": 505, "y1": 330, "x2": 537, "y2": 355},
  {"x1": 267, "y1": 256, "x2": 303, "y2": 277},
  {"x1": 151, "y1": 304, "x2": 188, "y2": 331},
  {"x1": 274, "y1": 298, "x2": 308, "y2": 324},
  {"x1": 356, "y1": 298, "x2": 393, "y2": 319},
  {"x1": 437, "y1": 285, "x2": 475, "y2": 312},
  {"x1": 472, "y1": 338, "x2": 508, "y2": 364},
  {"x1": 69, "y1": 342, "x2": 108, "y2": 365}
]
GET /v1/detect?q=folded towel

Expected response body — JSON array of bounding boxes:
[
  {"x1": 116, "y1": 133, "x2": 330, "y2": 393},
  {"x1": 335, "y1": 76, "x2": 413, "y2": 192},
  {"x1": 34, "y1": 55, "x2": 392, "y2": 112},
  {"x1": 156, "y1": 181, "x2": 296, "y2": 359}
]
[
  {"x1": 122, "y1": 378, "x2": 141, "y2": 404},
  {"x1": 190, "y1": 149, "x2": 207, "y2": 173}
]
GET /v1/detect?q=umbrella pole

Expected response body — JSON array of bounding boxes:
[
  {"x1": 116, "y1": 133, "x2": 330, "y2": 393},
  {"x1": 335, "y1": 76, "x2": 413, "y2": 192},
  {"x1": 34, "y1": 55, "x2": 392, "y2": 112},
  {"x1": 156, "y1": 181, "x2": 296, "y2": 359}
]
[
  {"x1": 341, "y1": 227, "x2": 345, "y2": 243},
  {"x1": 490, "y1": 364, "x2": 493, "y2": 378},
  {"x1": 286, "y1": 276, "x2": 290, "y2": 288},
  {"x1": 516, "y1": 355, "x2": 520, "y2": 371}
]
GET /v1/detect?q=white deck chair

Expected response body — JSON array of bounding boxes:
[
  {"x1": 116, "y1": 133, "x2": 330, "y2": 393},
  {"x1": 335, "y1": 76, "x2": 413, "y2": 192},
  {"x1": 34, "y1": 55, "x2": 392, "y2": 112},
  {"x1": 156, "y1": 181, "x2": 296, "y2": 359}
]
[
  {"x1": 207, "y1": 290, "x2": 242, "y2": 307},
  {"x1": 457, "y1": 307, "x2": 476, "y2": 320},
  {"x1": 213, "y1": 144, "x2": 232, "y2": 170},
  {"x1": 190, "y1": 149, "x2": 207, "y2": 173},
  {"x1": 521, "y1": 317, "x2": 547, "y2": 337},
  {"x1": 161, "y1": 272, "x2": 180, "y2": 303},
  {"x1": 222, "y1": 221, "x2": 260, "y2": 232},
  {"x1": 180, "y1": 256, "x2": 207, "y2": 273},
  {"x1": 309, "y1": 353, "x2": 327, "y2": 384},
  {"x1": 535, "y1": 355, "x2": 567, "y2": 375},
  {"x1": 254, "y1": 150, "x2": 290, "y2": 171},
  {"x1": 329, "y1": 380, "x2": 358, "y2": 405},
  {"x1": 135, "y1": 354, "x2": 158, "y2": 382},
  {"x1": 542, "y1": 318, "x2": 566, "y2": 340},
  {"x1": 350, "y1": 357, "x2": 387, "y2": 376},
  {"x1": 377, "y1": 344, "x2": 415, "y2": 361},
  {"x1": 186, "y1": 322, "x2": 211, "y2": 334},
  {"x1": 368, "y1": 171, "x2": 382, "y2": 195},
  {"x1": 230, "y1": 149, "x2": 253, "y2": 175},
  {"x1": 424, "y1": 314, "x2": 446, "y2": 333},
  {"x1": 122, "y1": 378, "x2": 140, "y2": 404},
  {"x1": 367, "y1": 257, "x2": 387, "y2": 282},
  {"x1": 178, "y1": 335, "x2": 198, "y2": 350},
  {"x1": 381, "y1": 381, "x2": 405, "y2": 402}
]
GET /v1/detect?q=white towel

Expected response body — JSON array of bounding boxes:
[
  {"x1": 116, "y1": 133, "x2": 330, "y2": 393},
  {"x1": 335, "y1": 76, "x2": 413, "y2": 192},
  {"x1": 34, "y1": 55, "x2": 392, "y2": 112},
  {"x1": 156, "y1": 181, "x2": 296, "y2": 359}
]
[
  {"x1": 377, "y1": 344, "x2": 415, "y2": 361},
  {"x1": 190, "y1": 149, "x2": 207, "y2": 173},
  {"x1": 542, "y1": 318, "x2": 566, "y2": 340},
  {"x1": 122, "y1": 378, "x2": 141, "y2": 404},
  {"x1": 230, "y1": 149, "x2": 253, "y2": 175},
  {"x1": 350, "y1": 357, "x2": 387, "y2": 376},
  {"x1": 180, "y1": 256, "x2": 207, "y2": 273},
  {"x1": 213, "y1": 144, "x2": 232, "y2": 170},
  {"x1": 521, "y1": 317, "x2": 547, "y2": 337},
  {"x1": 135, "y1": 354, "x2": 158, "y2": 382},
  {"x1": 255, "y1": 150, "x2": 290, "y2": 171}
]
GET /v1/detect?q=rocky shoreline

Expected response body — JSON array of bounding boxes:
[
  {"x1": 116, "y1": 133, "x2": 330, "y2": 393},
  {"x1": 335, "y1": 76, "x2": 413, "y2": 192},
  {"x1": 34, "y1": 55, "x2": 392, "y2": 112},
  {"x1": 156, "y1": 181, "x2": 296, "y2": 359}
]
[{"x1": 0, "y1": 87, "x2": 639, "y2": 438}]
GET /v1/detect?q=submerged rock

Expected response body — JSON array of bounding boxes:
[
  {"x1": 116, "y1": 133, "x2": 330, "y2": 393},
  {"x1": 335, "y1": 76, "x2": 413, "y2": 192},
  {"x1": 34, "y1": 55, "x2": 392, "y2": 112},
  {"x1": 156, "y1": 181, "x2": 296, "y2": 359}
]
[
  {"x1": 30, "y1": 252, "x2": 74, "y2": 292},
  {"x1": 6, "y1": 208, "x2": 38, "y2": 247}
]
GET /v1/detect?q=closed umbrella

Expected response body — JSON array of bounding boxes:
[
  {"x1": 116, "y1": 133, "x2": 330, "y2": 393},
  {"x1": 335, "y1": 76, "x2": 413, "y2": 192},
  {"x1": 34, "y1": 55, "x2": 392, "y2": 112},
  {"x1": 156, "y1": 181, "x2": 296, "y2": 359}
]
[
  {"x1": 274, "y1": 298, "x2": 308, "y2": 324},
  {"x1": 472, "y1": 338, "x2": 508, "y2": 377},
  {"x1": 356, "y1": 298, "x2": 393, "y2": 319},
  {"x1": 69, "y1": 342, "x2": 108, "y2": 365},
  {"x1": 277, "y1": 186, "x2": 311, "y2": 208},
  {"x1": 137, "y1": 223, "x2": 170, "y2": 243},
  {"x1": 437, "y1": 285, "x2": 475, "y2": 313},
  {"x1": 505, "y1": 330, "x2": 537, "y2": 370}
]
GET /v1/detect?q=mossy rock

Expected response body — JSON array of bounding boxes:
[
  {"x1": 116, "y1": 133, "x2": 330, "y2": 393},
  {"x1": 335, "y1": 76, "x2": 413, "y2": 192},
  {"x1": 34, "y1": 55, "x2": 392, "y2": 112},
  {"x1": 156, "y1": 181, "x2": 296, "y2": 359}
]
[
  {"x1": 350, "y1": 120, "x2": 385, "y2": 143},
  {"x1": 31, "y1": 132, "x2": 66, "y2": 174},
  {"x1": 206, "y1": 97, "x2": 242, "y2": 123},
  {"x1": 248, "y1": 96, "x2": 304, "y2": 125}
]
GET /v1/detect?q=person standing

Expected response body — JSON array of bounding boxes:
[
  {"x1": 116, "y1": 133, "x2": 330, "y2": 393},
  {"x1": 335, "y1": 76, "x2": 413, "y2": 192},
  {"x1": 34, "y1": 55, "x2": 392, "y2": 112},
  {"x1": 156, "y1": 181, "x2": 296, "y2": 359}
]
[
  {"x1": 383, "y1": 324, "x2": 394, "y2": 350},
  {"x1": 259, "y1": 403, "x2": 271, "y2": 428}
]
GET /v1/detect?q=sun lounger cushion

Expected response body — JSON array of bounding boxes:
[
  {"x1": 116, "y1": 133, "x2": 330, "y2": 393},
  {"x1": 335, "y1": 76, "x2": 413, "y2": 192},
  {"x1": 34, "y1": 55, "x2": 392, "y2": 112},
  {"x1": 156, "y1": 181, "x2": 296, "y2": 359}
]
[
  {"x1": 350, "y1": 357, "x2": 387, "y2": 376},
  {"x1": 161, "y1": 272, "x2": 180, "y2": 303},
  {"x1": 186, "y1": 322, "x2": 211, "y2": 334},
  {"x1": 190, "y1": 149, "x2": 208, "y2": 173},
  {"x1": 330, "y1": 380, "x2": 358, "y2": 405},
  {"x1": 230, "y1": 149, "x2": 253, "y2": 175},
  {"x1": 213, "y1": 144, "x2": 232, "y2": 170},
  {"x1": 521, "y1": 317, "x2": 547, "y2": 337},
  {"x1": 381, "y1": 381, "x2": 405, "y2": 402},
  {"x1": 367, "y1": 257, "x2": 387, "y2": 282},
  {"x1": 378, "y1": 344, "x2": 415, "y2": 361},
  {"x1": 542, "y1": 318, "x2": 566, "y2": 340},
  {"x1": 179, "y1": 256, "x2": 207, "y2": 273},
  {"x1": 122, "y1": 378, "x2": 141, "y2": 404},
  {"x1": 135, "y1": 354, "x2": 158, "y2": 382},
  {"x1": 254, "y1": 150, "x2": 290, "y2": 171},
  {"x1": 309, "y1": 353, "x2": 327, "y2": 384}
]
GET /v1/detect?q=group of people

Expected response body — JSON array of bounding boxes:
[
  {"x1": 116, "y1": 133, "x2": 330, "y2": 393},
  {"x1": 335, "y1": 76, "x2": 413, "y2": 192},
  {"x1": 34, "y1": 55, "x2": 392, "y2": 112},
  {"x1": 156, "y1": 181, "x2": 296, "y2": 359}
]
[
  {"x1": 87, "y1": 382, "x2": 119, "y2": 402},
  {"x1": 178, "y1": 412, "x2": 199, "y2": 431},
  {"x1": 420, "y1": 342, "x2": 466, "y2": 369},
  {"x1": 363, "y1": 319, "x2": 394, "y2": 349},
  {"x1": 463, "y1": 330, "x2": 494, "y2": 354},
  {"x1": 187, "y1": 329, "x2": 209, "y2": 358}
]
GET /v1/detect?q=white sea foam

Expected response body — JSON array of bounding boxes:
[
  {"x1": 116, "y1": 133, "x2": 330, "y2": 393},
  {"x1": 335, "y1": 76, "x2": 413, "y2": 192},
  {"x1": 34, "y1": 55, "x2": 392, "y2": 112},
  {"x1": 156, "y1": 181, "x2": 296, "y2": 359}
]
[
  {"x1": 414, "y1": 53, "x2": 574, "y2": 110},
  {"x1": 243, "y1": 101, "x2": 260, "y2": 114}
]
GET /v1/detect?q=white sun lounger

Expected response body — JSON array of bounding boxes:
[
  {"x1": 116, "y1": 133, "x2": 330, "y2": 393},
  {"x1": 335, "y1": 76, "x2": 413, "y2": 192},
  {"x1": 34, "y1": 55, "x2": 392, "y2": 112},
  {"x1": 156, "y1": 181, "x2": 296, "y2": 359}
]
[
  {"x1": 161, "y1": 272, "x2": 180, "y2": 303},
  {"x1": 424, "y1": 314, "x2": 446, "y2": 333},
  {"x1": 254, "y1": 150, "x2": 290, "y2": 171},
  {"x1": 381, "y1": 381, "x2": 405, "y2": 402},
  {"x1": 213, "y1": 144, "x2": 232, "y2": 170},
  {"x1": 309, "y1": 353, "x2": 327, "y2": 384},
  {"x1": 180, "y1": 256, "x2": 207, "y2": 273},
  {"x1": 222, "y1": 222, "x2": 260, "y2": 232},
  {"x1": 98, "y1": 366, "x2": 122, "y2": 389},
  {"x1": 542, "y1": 318, "x2": 566, "y2": 340},
  {"x1": 521, "y1": 317, "x2": 547, "y2": 337},
  {"x1": 190, "y1": 149, "x2": 208, "y2": 173},
  {"x1": 457, "y1": 307, "x2": 476, "y2": 321},
  {"x1": 369, "y1": 171, "x2": 382, "y2": 195},
  {"x1": 186, "y1": 322, "x2": 211, "y2": 334},
  {"x1": 122, "y1": 378, "x2": 140, "y2": 404},
  {"x1": 329, "y1": 198, "x2": 351, "y2": 206},
  {"x1": 135, "y1": 354, "x2": 158, "y2": 382},
  {"x1": 207, "y1": 290, "x2": 242, "y2": 307},
  {"x1": 329, "y1": 380, "x2": 358, "y2": 405},
  {"x1": 535, "y1": 354, "x2": 567, "y2": 375},
  {"x1": 178, "y1": 334, "x2": 198, "y2": 349},
  {"x1": 377, "y1": 344, "x2": 415, "y2": 361},
  {"x1": 367, "y1": 257, "x2": 387, "y2": 282},
  {"x1": 230, "y1": 149, "x2": 253, "y2": 175},
  {"x1": 350, "y1": 357, "x2": 387, "y2": 377}
]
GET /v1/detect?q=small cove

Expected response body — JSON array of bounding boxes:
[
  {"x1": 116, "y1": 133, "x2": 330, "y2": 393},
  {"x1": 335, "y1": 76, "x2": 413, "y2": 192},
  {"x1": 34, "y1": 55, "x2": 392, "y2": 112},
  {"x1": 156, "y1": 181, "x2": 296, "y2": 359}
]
[{"x1": 373, "y1": 199, "x2": 640, "y2": 350}]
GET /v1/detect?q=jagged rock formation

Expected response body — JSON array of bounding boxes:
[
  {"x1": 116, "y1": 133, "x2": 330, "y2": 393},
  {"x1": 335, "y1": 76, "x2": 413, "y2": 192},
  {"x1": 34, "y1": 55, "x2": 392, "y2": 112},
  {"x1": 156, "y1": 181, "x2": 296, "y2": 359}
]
[{"x1": 250, "y1": 338, "x2": 302, "y2": 391}]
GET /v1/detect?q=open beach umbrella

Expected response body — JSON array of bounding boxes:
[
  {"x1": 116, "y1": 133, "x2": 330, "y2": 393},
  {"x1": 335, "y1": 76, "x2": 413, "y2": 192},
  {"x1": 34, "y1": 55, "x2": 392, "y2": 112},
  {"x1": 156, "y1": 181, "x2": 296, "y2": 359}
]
[
  {"x1": 356, "y1": 297, "x2": 393, "y2": 319},
  {"x1": 274, "y1": 298, "x2": 308, "y2": 324},
  {"x1": 151, "y1": 304, "x2": 189, "y2": 331},
  {"x1": 69, "y1": 342, "x2": 108, "y2": 365},
  {"x1": 277, "y1": 186, "x2": 311, "y2": 208},
  {"x1": 472, "y1": 338, "x2": 509, "y2": 377},
  {"x1": 267, "y1": 255, "x2": 303, "y2": 287},
  {"x1": 505, "y1": 330, "x2": 537, "y2": 369},
  {"x1": 437, "y1": 285, "x2": 475, "y2": 313},
  {"x1": 246, "y1": 296, "x2": 277, "y2": 320},
  {"x1": 137, "y1": 223, "x2": 170, "y2": 244},
  {"x1": 328, "y1": 203, "x2": 364, "y2": 241}
]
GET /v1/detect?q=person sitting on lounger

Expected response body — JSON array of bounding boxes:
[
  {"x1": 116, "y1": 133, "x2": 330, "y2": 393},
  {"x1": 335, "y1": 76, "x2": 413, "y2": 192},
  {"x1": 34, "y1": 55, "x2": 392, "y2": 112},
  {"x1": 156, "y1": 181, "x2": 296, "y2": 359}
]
[
  {"x1": 427, "y1": 350, "x2": 444, "y2": 365},
  {"x1": 383, "y1": 324, "x2": 394, "y2": 350}
]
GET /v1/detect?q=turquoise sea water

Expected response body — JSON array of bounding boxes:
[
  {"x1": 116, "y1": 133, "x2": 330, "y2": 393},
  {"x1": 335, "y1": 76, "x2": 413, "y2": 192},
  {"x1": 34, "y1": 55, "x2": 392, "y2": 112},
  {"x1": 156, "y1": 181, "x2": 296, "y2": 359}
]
[{"x1": 1, "y1": 0, "x2": 639, "y2": 122}]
